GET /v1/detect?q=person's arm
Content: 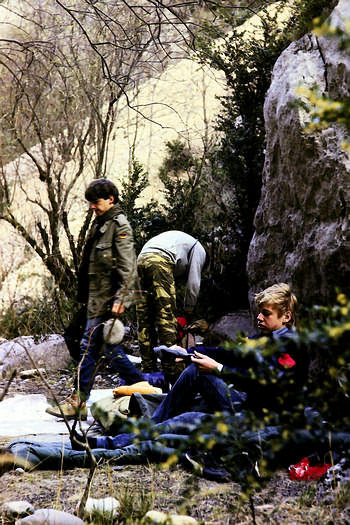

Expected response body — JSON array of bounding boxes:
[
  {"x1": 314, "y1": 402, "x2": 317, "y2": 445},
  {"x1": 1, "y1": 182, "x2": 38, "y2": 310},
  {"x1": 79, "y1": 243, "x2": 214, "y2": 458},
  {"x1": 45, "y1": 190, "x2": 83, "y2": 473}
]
[
  {"x1": 112, "y1": 215, "x2": 138, "y2": 311},
  {"x1": 190, "y1": 350, "x2": 223, "y2": 372},
  {"x1": 184, "y1": 243, "x2": 206, "y2": 313},
  {"x1": 111, "y1": 302, "x2": 125, "y2": 316},
  {"x1": 174, "y1": 345, "x2": 248, "y2": 377}
]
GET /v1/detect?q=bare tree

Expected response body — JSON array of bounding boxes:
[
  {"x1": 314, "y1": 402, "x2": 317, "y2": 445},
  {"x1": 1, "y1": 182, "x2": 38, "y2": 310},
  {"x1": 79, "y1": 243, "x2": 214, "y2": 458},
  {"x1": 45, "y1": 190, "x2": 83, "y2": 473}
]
[
  {"x1": 0, "y1": 0, "x2": 272, "y2": 302},
  {"x1": 52, "y1": 0, "x2": 272, "y2": 91},
  {"x1": 0, "y1": 0, "x2": 185, "y2": 298}
]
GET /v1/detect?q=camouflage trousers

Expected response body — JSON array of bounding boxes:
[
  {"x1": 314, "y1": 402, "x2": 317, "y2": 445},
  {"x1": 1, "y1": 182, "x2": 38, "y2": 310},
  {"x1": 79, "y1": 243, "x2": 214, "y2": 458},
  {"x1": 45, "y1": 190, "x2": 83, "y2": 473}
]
[{"x1": 136, "y1": 253, "x2": 179, "y2": 375}]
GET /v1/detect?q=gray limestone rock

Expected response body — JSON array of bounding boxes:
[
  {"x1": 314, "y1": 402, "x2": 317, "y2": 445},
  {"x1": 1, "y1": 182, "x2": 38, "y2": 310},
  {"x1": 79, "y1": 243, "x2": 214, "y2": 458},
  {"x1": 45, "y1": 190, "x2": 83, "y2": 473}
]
[
  {"x1": 145, "y1": 511, "x2": 198, "y2": 524},
  {"x1": 0, "y1": 335, "x2": 71, "y2": 378},
  {"x1": 247, "y1": 0, "x2": 350, "y2": 305}
]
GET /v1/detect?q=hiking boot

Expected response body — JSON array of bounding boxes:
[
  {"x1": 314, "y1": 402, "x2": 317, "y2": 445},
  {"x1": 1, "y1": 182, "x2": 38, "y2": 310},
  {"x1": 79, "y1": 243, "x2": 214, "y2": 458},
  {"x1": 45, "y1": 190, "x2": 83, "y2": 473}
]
[{"x1": 45, "y1": 394, "x2": 88, "y2": 420}]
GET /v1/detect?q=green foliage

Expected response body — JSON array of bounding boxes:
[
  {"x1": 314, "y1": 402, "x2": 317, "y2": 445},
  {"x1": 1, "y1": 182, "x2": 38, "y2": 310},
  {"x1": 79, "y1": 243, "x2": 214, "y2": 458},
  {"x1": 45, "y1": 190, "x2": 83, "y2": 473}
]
[
  {"x1": 290, "y1": 0, "x2": 338, "y2": 39},
  {"x1": 0, "y1": 291, "x2": 76, "y2": 339},
  {"x1": 296, "y1": 485, "x2": 317, "y2": 507},
  {"x1": 121, "y1": 293, "x2": 350, "y2": 498},
  {"x1": 192, "y1": 8, "x2": 293, "y2": 309},
  {"x1": 215, "y1": 14, "x2": 288, "y2": 243},
  {"x1": 119, "y1": 158, "x2": 164, "y2": 254},
  {"x1": 116, "y1": 483, "x2": 153, "y2": 524},
  {"x1": 158, "y1": 139, "x2": 212, "y2": 236}
]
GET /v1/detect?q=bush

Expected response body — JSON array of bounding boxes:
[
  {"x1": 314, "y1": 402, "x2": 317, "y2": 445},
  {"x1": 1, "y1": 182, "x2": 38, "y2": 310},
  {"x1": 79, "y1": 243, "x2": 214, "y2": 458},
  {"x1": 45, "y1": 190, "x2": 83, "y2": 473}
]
[
  {"x1": 122, "y1": 292, "x2": 350, "y2": 500},
  {"x1": 189, "y1": 0, "x2": 339, "y2": 311},
  {"x1": 0, "y1": 292, "x2": 76, "y2": 340}
]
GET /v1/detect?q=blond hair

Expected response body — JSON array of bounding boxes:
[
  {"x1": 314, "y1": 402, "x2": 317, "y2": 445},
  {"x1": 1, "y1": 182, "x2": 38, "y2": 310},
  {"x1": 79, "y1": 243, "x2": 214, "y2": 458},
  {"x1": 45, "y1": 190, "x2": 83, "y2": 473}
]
[{"x1": 254, "y1": 283, "x2": 298, "y2": 328}]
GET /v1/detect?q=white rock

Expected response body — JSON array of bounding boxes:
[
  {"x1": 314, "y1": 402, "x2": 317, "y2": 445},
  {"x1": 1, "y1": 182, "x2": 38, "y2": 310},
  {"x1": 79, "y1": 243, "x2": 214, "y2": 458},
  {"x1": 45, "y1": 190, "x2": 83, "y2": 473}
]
[
  {"x1": 15, "y1": 509, "x2": 84, "y2": 525},
  {"x1": 169, "y1": 517, "x2": 198, "y2": 525},
  {"x1": 83, "y1": 496, "x2": 120, "y2": 518},
  {"x1": 145, "y1": 510, "x2": 198, "y2": 524},
  {"x1": 20, "y1": 368, "x2": 46, "y2": 379},
  {"x1": 2, "y1": 500, "x2": 34, "y2": 518}
]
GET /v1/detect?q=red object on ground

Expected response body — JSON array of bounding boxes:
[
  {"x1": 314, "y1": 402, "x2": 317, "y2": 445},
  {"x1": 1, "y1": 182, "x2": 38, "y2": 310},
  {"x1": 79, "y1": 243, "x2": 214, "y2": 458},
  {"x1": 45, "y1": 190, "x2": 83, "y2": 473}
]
[
  {"x1": 288, "y1": 457, "x2": 332, "y2": 481},
  {"x1": 278, "y1": 353, "x2": 296, "y2": 368}
]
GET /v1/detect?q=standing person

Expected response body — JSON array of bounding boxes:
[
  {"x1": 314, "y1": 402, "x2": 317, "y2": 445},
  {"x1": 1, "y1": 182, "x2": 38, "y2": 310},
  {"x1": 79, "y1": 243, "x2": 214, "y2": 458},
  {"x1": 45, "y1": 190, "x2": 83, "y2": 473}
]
[
  {"x1": 47, "y1": 178, "x2": 140, "y2": 420},
  {"x1": 136, "y1": 231, "x2": 206, "y2": 381}
]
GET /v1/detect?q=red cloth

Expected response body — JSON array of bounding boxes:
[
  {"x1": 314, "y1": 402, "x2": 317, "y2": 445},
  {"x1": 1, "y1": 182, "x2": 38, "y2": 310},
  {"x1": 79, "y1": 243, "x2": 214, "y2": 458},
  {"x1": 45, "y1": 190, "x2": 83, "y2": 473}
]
[
  {"x1": 278, "y1": 353, "x2": 296, "y2": 368},
  {"x1": 289, "y1": 457, "x2": 331, "y2": 481}
]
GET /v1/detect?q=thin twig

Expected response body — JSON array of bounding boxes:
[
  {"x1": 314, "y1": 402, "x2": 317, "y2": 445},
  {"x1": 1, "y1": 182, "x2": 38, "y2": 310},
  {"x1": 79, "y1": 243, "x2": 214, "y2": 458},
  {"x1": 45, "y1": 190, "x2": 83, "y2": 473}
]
[{"x1": 0, "y1": 369, "x2": 17, "y2": 402}]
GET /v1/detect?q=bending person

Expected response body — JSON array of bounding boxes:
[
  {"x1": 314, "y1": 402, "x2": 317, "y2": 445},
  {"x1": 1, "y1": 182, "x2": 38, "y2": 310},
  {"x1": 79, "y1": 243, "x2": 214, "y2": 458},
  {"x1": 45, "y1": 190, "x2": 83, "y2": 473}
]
[{"x1": 136, "y1": 230, "x2": 206, "y2": 382}]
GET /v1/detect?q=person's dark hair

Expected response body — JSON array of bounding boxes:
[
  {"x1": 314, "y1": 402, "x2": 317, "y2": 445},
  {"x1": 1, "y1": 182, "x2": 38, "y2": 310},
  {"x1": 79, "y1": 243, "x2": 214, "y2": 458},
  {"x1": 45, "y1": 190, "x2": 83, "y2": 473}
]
[{"x1": 85, "y1": 178, "x2": 119, "y2": 203}]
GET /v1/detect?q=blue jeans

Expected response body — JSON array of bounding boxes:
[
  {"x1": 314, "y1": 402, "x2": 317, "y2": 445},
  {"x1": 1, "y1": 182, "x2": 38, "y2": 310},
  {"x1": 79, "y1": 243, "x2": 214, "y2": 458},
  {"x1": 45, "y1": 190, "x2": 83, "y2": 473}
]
[
  {"x1": 93, "y1": 411, "x2": 210, "y2": 450},
  {"x1": 151, "y1": 364, "x2": 244, "y2": 423},
  {"x1": 75, "y1": 316, "x2": 144, "y2": 397}
]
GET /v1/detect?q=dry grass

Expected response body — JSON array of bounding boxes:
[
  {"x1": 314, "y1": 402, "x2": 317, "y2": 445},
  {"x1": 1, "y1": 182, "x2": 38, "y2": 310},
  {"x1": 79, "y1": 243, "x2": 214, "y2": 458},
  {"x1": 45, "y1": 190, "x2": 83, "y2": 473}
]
[{"x1": 0, "y1": 463, "x2": 348, "y2": 524}]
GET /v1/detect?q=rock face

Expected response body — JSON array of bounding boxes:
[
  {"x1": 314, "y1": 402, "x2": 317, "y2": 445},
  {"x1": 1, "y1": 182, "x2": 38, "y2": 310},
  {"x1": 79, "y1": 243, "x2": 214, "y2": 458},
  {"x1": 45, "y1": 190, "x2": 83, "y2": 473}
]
[
  {"x1": 247, "y1": 0, "x2": 350, "y2": 305},
  {"x1": 210, "y1": 310, "x2": 256, "y2": 339}
]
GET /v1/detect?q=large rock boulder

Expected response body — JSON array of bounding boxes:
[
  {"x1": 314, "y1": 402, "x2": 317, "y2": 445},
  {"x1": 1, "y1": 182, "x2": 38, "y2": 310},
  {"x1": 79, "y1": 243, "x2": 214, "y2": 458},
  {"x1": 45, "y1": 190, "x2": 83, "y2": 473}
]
[
  {"x1": 0, "y1": 335, "x2": 71, "y2": 378},
  {"x1": 247, "y1": 0, "x2": 350, "y2": 305}
]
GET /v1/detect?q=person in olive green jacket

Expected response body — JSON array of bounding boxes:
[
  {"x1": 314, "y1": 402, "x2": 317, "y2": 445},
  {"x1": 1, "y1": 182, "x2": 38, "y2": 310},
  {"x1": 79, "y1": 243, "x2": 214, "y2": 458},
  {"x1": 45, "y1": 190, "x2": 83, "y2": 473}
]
[{"x1": 46, "y1": 178, "x2": 139, "y2": 419}]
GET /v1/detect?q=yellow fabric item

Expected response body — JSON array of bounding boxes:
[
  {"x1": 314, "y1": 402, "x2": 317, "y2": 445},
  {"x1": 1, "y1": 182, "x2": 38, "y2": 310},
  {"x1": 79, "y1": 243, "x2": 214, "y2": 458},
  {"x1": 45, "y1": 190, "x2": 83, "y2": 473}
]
[{"x1": 113, "y1": 381, "x2": 162, "y2": 397}]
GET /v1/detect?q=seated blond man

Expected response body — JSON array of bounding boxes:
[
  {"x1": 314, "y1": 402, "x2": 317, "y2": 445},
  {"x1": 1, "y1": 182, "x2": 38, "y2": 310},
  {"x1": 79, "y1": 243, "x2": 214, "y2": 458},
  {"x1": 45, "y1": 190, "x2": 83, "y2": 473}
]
[{"x1": 151, "y1": 282, "x2": 299, "y2": 423}]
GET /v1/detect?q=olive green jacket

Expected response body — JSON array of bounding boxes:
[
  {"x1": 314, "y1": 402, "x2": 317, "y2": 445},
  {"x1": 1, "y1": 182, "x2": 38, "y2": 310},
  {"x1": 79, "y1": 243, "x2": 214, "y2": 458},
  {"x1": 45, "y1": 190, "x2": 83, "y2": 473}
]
[{"x1": 82, "y1": 205, "x2": 138, "y2": 318}]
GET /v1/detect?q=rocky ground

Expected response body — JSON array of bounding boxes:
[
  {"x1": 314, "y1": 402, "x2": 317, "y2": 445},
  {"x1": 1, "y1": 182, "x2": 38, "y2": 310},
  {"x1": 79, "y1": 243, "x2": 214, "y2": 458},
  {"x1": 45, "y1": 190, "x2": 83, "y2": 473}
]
[{"x1": 0, "y1": 369, "x2": 350, "y2": 524}]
